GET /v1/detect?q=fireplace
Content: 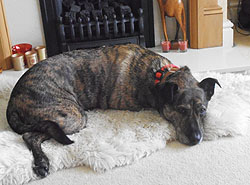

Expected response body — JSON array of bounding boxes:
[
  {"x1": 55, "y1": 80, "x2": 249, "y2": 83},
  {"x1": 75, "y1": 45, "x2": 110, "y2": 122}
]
[{"x1": 39, "y1": 0, "x2": 155, "y2": 57}]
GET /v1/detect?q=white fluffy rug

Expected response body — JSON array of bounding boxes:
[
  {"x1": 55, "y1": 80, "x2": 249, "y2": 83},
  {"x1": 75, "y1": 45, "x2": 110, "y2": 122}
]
[{"x1": 0, "y1": 71, "x2": 250, "y2": 185}]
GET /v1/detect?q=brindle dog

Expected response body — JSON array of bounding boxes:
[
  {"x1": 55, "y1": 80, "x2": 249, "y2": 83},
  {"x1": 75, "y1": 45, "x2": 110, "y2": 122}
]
[{"x1": 7, "y1": 44, "x2": 220, "y2": 177}]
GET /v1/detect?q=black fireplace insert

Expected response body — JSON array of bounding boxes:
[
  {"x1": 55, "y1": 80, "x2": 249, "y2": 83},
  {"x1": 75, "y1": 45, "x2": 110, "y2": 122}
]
[{"x1": 39, "y1": 0, "x2": 155, "y2": 57}]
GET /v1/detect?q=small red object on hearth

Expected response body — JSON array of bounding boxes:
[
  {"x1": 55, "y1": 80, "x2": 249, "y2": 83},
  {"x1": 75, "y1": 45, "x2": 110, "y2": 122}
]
[
  {"x1": 161, "y1": 41, "x2": 171, "y2": 52},
  {"x1": 12, "y1": 43, "x2": 32, "y2": 64},
  {"x1": 12, "y1": 43, "x2": 32, "y2": 54},
  {"x1": 161, "y1": 40, "x2": 188, "y2": 53},
  {"x1": 178, "y1": 40, "x2": 188, "y2": 52}
]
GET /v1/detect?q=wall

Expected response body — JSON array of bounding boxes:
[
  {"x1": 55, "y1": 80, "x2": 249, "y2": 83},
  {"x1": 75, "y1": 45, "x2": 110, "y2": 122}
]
[
  {"x1": 3, "y1": 0, "x2": 45, "y2": 47},
  {"x1": 153, "y1": 0, "x2": 165, "y2": 46}
]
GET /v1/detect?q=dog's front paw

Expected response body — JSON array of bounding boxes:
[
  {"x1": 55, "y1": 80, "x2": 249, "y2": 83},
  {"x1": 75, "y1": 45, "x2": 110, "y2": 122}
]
[{"x1": 33, "y1": 157, "x2": 50, "y2": 178}]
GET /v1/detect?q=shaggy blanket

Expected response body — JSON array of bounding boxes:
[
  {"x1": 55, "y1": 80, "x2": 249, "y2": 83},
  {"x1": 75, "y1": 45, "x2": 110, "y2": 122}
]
[{"x1": 0, "y1": 71, "x2": 250, "y2": 185}]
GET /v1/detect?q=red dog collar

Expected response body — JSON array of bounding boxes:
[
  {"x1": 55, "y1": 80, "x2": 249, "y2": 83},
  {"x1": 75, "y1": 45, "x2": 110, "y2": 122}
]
[{"x1": 155, "y1": 64, "x2": 180, "y2": 85}]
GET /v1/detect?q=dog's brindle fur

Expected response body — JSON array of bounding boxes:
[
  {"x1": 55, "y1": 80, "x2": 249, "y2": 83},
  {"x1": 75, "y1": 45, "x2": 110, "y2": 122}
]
[{"x1": 7, "y1": 44, "x2": 220, "y2": 177}]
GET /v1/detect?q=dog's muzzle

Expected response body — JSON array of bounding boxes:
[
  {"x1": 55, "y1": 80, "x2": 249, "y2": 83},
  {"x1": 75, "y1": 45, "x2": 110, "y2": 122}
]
[{"x1": 177, "y1": 122, "x2": 203, "y2": 146}]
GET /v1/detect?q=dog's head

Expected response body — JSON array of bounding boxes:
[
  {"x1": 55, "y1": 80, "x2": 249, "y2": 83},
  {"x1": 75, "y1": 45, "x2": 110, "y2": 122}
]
[{"x1": 156, "y1": 67, "x2": 221, "y2": 146}]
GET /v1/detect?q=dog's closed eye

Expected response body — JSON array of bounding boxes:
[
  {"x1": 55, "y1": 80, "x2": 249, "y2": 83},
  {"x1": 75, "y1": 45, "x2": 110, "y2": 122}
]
[{"x1": 177, "y1": 106, "x2": 190, "y2": 115}]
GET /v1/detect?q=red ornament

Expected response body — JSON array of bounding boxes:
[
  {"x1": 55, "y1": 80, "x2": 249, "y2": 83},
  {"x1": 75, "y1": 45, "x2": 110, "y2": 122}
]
[
  {"x1": 12, "y1": 43, "x2": 32, "y2": 54},
  {"x1": 12, "y1": 43, "x2": 32, "y2": 65}
]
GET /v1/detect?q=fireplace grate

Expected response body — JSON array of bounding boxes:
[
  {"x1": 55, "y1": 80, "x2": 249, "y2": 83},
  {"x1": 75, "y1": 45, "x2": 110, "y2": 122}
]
[
  {"x1": 57, "y1": 0, "x2": 145, "y2": 51},
  {"x1": 39, "y1": 0, "x2": 154, "y2": 56}
]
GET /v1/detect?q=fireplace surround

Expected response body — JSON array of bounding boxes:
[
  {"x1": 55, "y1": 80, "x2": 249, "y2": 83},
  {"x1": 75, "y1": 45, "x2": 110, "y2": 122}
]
[{"x1": 39, "y1": 0, "x2": 155, "y2": 57}]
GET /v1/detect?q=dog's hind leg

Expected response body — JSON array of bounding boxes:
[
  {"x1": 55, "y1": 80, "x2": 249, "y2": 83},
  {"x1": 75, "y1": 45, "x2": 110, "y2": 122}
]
[
  {"x1": 23, "y1": 132, "x2": 51, "y2": 177},
  {"x1": 23, "y1": 120, "x2": 74, "y2": 177}
]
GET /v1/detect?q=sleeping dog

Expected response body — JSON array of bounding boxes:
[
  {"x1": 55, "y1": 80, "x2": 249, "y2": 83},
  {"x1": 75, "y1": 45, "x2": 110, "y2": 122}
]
[{"x1": 7, "y1": 44, "x2": 220, "y2": 177}]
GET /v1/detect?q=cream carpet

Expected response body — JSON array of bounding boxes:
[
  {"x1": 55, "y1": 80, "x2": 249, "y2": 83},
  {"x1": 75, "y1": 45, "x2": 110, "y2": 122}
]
[{"x1": 0, "y1": 70, "x2": 250, "y2": 185}]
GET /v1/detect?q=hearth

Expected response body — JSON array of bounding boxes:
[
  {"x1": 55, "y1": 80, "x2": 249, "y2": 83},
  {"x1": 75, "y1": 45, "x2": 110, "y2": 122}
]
[{"x1": 39, "y1": 0, "x2": 155, "y2": 57}]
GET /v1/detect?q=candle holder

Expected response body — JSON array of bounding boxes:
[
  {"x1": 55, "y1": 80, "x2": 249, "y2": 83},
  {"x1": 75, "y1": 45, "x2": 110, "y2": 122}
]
[
  {"x1": 178, "y1": 40, "x2": 188, "y2": 52},
  {"x1": 35, "y1": 46, "x2": 47, "y2": 61},
  {"x1": 161, "y1": 40, "x2": 171, "y2": 52},
  {"x1": 11, "y1": 53, "x2": 25, "y2": 71},
  {"x1": 25, "y1": 51, "x2": 38, "y2": 68},
  {"x1": 162, "y1": 40, "x2": 188, "y2": 53}
]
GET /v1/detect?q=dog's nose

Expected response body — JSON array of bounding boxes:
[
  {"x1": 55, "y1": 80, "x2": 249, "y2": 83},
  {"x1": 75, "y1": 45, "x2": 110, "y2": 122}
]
[{"x1": 189, "y1": 132, "x2": 202, "y2": 146}]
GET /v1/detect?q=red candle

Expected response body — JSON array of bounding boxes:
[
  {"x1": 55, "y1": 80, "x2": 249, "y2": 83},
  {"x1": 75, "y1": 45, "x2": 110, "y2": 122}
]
[
  {"x1": 178, "y1": 40, "x2": 187, "y2": 52},
  {"x1": 161, "y1": 41, "x2": 171, "y2": 52}
]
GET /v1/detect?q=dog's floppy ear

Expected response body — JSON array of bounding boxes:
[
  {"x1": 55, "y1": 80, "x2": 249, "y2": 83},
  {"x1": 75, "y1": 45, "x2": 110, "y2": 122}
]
[
  {"x1": 199, "y1": 78, "x2": 221, "y2": 101},
  {"x1": 158, "y1": 82, "x2": 179, "y2": 104}
]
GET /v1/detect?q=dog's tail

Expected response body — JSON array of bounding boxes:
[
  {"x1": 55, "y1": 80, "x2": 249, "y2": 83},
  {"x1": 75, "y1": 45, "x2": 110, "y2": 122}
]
[{"x1": 39, "y1": 120, "x2": 74, "y2": 145}]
